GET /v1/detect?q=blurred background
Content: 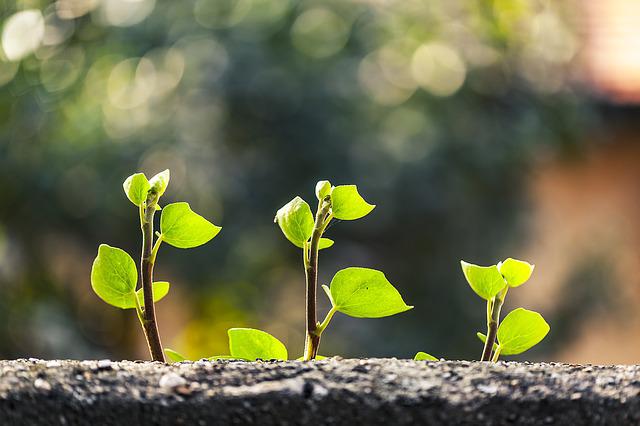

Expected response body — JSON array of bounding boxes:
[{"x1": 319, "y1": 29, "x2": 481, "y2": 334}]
[{"x1": 1, "y1": 0, "x2": 639, "y2": 363}]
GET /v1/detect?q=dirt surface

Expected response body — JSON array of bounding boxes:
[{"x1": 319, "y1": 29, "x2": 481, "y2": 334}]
[{"x1": 0, "y1": 358, "x2": 639, "y2": 425}]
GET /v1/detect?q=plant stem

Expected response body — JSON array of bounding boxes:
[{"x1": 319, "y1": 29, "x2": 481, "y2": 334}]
[
  {"x1": 302, "y1": 199, "x2": 332, "y2": 361},
  {"x1": 316, "y1": 306, "x2": 338, "y2": 335},
  {"x1": 491, "y1": 346, "x2": 502, "y2": 362},
  {"x1": 140, "y1": 201, "x2": 165, "y2": 362},
  {"x1": 481, "y1": 287, "x2": 507, "y2": 361}
]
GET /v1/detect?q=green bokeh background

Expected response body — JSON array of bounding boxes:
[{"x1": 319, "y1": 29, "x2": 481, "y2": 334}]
[{"x1": 0, "y1": 0, "x2": 605, "y2": 361}]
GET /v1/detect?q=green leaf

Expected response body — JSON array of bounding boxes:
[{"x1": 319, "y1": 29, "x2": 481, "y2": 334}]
[
  {"x1": 315, "y1": 180, "x2": 332, "y2": 200},
  {"x1": 164, "y1": 348, "x2": 187, "y2": 362},
  {"x1": 228, "y1": 328, "x2": 288, "y2": 361},
  {"x1": 91, "y1": 244, "x2": 137, "y2": 309},
  {"x1": 329, "y1": 267, "x2": 413, "y2": 318},
  {"x1": 476, "y1": 332, "x2": 499, "y2": 351},
  {"x1": 321, "y1": 284, "x2": 334, "y2": 304},
  {"x1": 460, "y1": 261, "x2": 506, "y2": 300},
  {"x1": 161, "y1": 202, "x2": 221, "y2": 249},
  {"x1": 318, "y1": 237, "x2": 334, "y2": 250},
  {"x1": 498, "y1": 258, "x2": 535, "y2": 288},
  {"x1": 123, "y1": 173, "x2": 150, "y2": 206},
  {"x1": 414, "y1": 352, "x2": 438, "y2": 361},
  {"x1": 132, "y1": 281, "x2": 170, "y2": 308},
  {"x1": 274, "y1": 196, "x2": 314, "y2": 248},
  {"x1": 330, "y1": 185, "x2": 375, "y2": 220},
  {"x1": 497, "y1": 308, "x2": 550, "y2": 355},
  {"x1": 148, "y1": 169, "x2": 170, "y2": 197}
]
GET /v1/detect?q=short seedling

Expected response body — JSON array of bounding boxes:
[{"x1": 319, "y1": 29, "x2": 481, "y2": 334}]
[
  {"x1": 273, "y1": 180, "x2": 413, "y2": 360},
  {"x1": 462, "y1": 258, "x2": 549, "y2": 361},
  {"x1": 414, "y1": 258, "x2": 549, "y2": 362},
  {"x1": 91, "y1": 170, "x2": 221, "y2": 361}
]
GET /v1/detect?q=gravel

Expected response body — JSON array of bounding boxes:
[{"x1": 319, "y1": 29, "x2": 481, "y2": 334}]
[{"x1": 1, "y1": 358, "x2": 639, "y2": 425}]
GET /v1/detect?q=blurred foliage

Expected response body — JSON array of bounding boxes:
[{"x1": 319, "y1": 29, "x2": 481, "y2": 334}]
[{"x1": 0, "y1": 0, "x2": 596, "y2": 360}]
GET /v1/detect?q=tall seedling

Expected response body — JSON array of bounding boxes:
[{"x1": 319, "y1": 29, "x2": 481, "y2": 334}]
[
  {"x1": 91, "y1": 170, "x2": 221, "y2": 361},
  {"x1": 275, "y1": 180, "x2": 412, "y2": 360}
]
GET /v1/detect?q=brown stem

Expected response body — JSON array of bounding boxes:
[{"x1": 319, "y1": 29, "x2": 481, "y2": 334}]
[
  {"x1": 303, "y1": 200, "x2": 332, "y2": 361},
  {"x1": 481, "y1": 289, "x2": 506, "y2": 361},
  {"x1": 140, "y1": 200, "x2": 165, "y2": 362}
]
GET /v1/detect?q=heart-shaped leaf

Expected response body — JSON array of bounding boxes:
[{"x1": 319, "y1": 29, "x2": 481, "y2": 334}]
[
  {"x1": 275, "y1": 196, "x2": 314, "y2": 248},
  {"x1": 91, "y1": 244, "x2": 137, "y2": 309},
  {"x1": 498, "y1": 258, "x2": 535, "y2": 288},
  {"x1": 330, "y1": 185, "x2": 375, "y2": 220},
  {"x1": 161, "y1": 202, "x2": 221, "y2": 249},
  {"x1": 329, "y1": 267, "x2": 413, "y2": 318},
  {"x1": 460, "y1": 261, "x2": 506, "y2": 300},
  {"x1": 122, "y1": 173, "x2": 150, "y2": 206},
  {"x1": 497, "y1": 308, "x2": 550, "y2": 355}
]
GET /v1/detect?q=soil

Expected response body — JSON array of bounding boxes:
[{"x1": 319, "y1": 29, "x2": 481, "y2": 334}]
[{"x1": 1, "y1": 358, "x2": 639, "y2": 425}]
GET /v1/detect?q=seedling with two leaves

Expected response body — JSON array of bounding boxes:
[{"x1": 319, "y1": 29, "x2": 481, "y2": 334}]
[
  {"x1": 91, "y1": 170, "x2": 221, "y2": 361},
  {"x1": 415, "y1": 258, "x2": 549, "y2": 362},
  {"x1": 268, "y1": 181, "x2": 413, "y2": 360}
]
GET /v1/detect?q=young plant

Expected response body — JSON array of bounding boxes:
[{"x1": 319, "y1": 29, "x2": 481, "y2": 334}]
[
  {"x1": 461, "y1": 258, "x2": 549, "y2": 361},
  {"x1": 275, "y1": 180, "x2": 413, "y2": 360},
  {"x1": 91, "y1": 170, "x2": 221, "y2": 362}
]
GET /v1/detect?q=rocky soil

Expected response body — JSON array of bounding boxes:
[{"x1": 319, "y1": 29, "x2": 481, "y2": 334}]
[{"x1": 1, "y1": 358, "x2": 639, "y2": 425}]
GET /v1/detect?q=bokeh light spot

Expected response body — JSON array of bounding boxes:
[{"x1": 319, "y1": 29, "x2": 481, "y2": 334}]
[
  {"x1": 96, "y1": 0, "x2": 156, "y2": 27},
  {"x1": 1, "y1": 10, "x2": 45, "y2": 61},
  {"x1": 291, "y1": 8, "x2": 350, "y2": 59},
  {"x1": 411, "y1": 41, "x2": 466, "y2": 97}
]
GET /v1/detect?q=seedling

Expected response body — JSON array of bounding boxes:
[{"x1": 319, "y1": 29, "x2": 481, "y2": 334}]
[
  {"x1": 275, "y1": 180, "x2": 412, "y2": 360},
  {"x1": 462, "y1": 258, "x2": 549, "y2": 361},
  {"x1": 91, "y1": 170, "x2": 221, "y2": 361}
]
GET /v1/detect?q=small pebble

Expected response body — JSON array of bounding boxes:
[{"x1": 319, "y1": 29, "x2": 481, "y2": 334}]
[
  {"x1": 34, "y1": 378, "x2": 51, "y2": 391},
  {"x1": 46, "y1": 361, "x2": 61, "y2": 368},
  {"x1": 477, "y1": 384, "x2": 498, "y2": 394},
  {"x1": 159, "y1": 372, "x2": 187, "y2": 389},
  {"x1": 97, "y1": 359, "x2": 112, "y2": 369}
]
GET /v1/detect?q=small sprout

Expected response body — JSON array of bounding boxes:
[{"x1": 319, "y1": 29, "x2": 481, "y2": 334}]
[
  {"x1": 148, "y1": 169, "x2": 170, "y2": 197},
  {"x1": 227, "y1": 328, "x2": 288, "y2": 361},
  {"x1": 414, "y1": 352, "x2": 438, "y2": 361},
  {"x1": 461, "y1": 257, "x2": 549, "y2": 362},
  {"x1": 90, "y1": 170, "x2": 221, "y2": 362},
  {"x1": 315, "y1": 180, "x2": 332, "y2": 200},
  {"x1": 275, "y1": 180, "x2": 410, "y2": 360}
]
